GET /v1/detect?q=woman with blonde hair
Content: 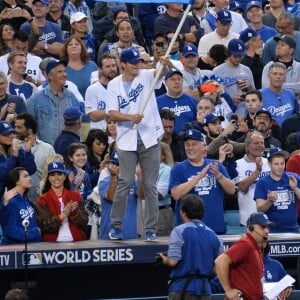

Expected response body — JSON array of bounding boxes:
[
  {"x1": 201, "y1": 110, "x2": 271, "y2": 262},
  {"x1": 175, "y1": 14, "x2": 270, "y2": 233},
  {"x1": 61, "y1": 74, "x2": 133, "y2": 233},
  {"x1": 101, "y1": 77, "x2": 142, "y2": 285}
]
[{"x1": 157, "y1": 141, "x2": 174, "y2": 236}]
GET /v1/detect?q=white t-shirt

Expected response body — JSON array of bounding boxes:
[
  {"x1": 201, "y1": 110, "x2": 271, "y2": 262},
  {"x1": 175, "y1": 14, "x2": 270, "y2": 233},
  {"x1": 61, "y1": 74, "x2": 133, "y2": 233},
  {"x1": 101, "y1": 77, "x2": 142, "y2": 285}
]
[
  {"x1": 56, "y1": 197, "x2": 73, "y2": 242},
  {"x1": 233, "y1": 155, "x2": 270, "y2": 225}
]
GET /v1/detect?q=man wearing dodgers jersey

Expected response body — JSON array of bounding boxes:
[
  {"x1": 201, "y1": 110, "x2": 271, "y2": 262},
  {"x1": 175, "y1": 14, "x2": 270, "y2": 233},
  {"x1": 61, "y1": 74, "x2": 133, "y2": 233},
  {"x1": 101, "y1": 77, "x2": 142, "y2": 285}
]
[
  {"x1": 169, "y1": 129, "x2": 236, "y2": 234},
  {"x1": 106, "y1": 47, "x2": 171, "y2": 241},
  {"x1": 233, "y1": 131, "x2": 270, "y2": 226}
]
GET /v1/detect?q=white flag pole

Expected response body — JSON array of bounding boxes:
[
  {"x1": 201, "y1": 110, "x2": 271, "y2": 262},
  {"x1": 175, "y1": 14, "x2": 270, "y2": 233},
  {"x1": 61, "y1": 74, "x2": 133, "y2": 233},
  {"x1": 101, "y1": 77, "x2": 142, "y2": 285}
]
[{"x1": 138, "y1": 4, "x2": 192, "y2": 115}]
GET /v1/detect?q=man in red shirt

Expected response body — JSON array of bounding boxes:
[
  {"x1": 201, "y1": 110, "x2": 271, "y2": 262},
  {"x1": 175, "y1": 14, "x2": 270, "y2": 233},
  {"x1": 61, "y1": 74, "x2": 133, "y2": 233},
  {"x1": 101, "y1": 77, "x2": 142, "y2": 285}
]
[{"x1": 215, "y1": 212, "x2": 274, "y2": 299}]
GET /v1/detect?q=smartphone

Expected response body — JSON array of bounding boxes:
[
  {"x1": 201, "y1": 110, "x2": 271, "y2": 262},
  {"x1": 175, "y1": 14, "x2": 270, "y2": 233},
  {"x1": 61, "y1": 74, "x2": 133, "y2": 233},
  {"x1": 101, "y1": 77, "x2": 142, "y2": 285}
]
[
  {"x1": 74, "y1": 169, "x2": 85, "y2": 185},
  {"x1": 155, "y1": 42, "x2": 165, "y2": 51}
]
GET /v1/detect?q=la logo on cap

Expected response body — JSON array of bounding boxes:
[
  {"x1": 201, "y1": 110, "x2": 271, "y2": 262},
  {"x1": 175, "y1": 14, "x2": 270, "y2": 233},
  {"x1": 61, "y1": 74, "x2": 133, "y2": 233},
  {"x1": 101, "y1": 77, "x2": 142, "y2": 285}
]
[
  {"x1": 133, "y1": 50, "x2": 138, "y2": 56},
  {"x1": 188, "y1": 129, "x2": 193, "y2": 136},
  {"x1": 188, "y1": 45, "x2": 192, "y2": 51},
  {"x1": 248, "y1": 33, "x2": 253, "y2": 37},
  {"x1": 114, "y1": 152, "x2": 118, "y2": 159},
  {"x1": 224, "y1": 11, "x2": 229, "y2": 16},
  {"x1": 3, "y1": 123, "x2": 9, "y2": 128},
  {"x1": 52, "y1": 162, "x2": 58, "y2": 168},
  {"x1": 238, "y1": 44, "x2": 242, "y2": 50}
]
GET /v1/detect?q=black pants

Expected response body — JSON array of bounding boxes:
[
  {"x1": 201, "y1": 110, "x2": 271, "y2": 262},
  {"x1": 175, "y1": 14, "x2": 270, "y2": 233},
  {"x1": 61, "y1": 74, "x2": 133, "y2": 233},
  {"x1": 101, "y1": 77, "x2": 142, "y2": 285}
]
[{"x1": 168, "y1": 292, "x2": 211, "y2": 300}]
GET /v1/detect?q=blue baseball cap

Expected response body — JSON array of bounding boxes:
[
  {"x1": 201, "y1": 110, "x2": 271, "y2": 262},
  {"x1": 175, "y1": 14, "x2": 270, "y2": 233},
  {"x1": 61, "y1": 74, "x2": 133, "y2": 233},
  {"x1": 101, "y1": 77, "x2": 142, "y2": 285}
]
[
  {"x1": 165, "y1": 69, "x2": 183, "y2": 80},
  {"x1": 229, "y1": 1, "x2": 244, "y2": 12},
  {"x1": 63, "y1": 106, "x2": 82, "y2": 122},
  {"x1": 228, "y1": 39, "x2": 246, "y2": 56},
  {"x1": 203, "y1": 113, "x2": 225, "y2": 125},
  {"x1": 120, "y1": 48, "x2": 140, "y2": 64},
  {"x1": 0, "y1": 121, "x2": 14, "y2": 136},
  {"x1": 247, "y1": 212, "x2": 275, "y2": 227},
  {"x1": 246, "y1": 1, "x2": 262, "y2": 11},
  {"x1": 32, "y1": 0, "x2": 48, "y2": 5},
  {"x1": 254, "y1": 109, "x2": 272, "y2": 120},
  {"x1": 267, "y1": 147, "x2": 289, "y2": 161},
  {"x1": 48, "y1": 161, "x2": 66, "y2": 174},
  {"x1": 239, "y1": 27, "x2": 258, "y2": 43},
  {"x1": 182, "y1": 43, "x2": 198, "y2": 57},
  {"x1": 109, "y1": 150, "x2": 119, "y2": 165},
  {"x1": 216, "y1": 9, "x2": 232, "y2": 23},
  {"x1": 45, "y1": 59, "x2": 66, "y2": 75},
  {"x1": 183, "y1": 129, "x2": 204, "y2": 141}
]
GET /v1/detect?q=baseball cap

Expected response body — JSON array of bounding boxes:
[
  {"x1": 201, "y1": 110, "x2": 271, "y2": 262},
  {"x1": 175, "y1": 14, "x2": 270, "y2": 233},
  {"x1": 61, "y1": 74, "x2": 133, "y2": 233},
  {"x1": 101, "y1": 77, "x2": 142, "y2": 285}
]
[
  {"x1": 63, "y1": 106, "x2": 82, "y2": 122},
  {"x1": 120, "y1": 48, "x2": 140, "y2": 64},
  {"x1": 165, "y1": 69, "x2": 183, "y2": 80},
  {"x1": 274, "y1": 35, "x2": 296, "y2": 49},
  {"x1": 216, "y1": 9, "x2": 232, "y2": 23},
  {"x1": 48, "y1": 161, "x2": 66, "y2": 174},
  {"x1": 254, "y1": 109, "x2": 272, "y2": 120},
  {"x1": 266, "y1": 147, "x2": 289, "y2": 161},
  {"x1": 183, "y1": 129, "x2": 204, "y2": 141},
  {"x1": 70, "y1": 12, "x2": 87, "y2": 25},
  {"x1": 32, "y1": 0, "x2": 48, "y2": 5},
  {"x1": 45, "y1": 59, "x2": 66, "y2": 75},
  {"x1": 182, "y1": 43, "x2": 198, "y2": 57},
  {"x1": 247, "y1": 212, "x2": 275, "y2": 227},
  {"x1": 239, "y1": 27, "x2": 258, "y2": 44},
  {"x1": 107, "y1": 2, "x2": 127, "y2": 12},
  {"x1": 229, "y1": 1, "x2": 243, "y2": 12},
  {"x1": 203, "y1": 113, "x2": 225, "y2": 125},
  {"x1": 108, "y1": 150, "x2": 119, "y2": 165},
  {"x1": 0, "y1": 121, "x2": 14, "y2": 136},
  {"x1": 228, "y1": 39, "x2": 246, "y2": 56},
  {"x1": 246, "y1": 1, "x2": 262, "y2": 11}
]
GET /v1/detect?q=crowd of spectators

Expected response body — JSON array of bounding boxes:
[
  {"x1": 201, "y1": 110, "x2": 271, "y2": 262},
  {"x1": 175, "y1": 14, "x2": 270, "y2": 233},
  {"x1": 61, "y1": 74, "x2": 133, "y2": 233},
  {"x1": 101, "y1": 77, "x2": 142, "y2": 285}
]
[{"x1": 0, "y1": 0, "x2": 299, "y2": 247}]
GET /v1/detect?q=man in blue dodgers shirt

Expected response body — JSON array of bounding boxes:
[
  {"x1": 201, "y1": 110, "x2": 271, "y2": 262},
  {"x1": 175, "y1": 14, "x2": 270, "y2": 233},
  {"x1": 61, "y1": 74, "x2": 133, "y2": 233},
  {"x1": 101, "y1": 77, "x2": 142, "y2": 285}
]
[
  {"x1": 159, "y1": 194, "x2": 223, "y2": 299},
  {"x1": 254, "y1": 147, "x2": 300, "y2": 233},
  {"x1": 169, "y1": 129, "x2": 236, "y2": 234}
]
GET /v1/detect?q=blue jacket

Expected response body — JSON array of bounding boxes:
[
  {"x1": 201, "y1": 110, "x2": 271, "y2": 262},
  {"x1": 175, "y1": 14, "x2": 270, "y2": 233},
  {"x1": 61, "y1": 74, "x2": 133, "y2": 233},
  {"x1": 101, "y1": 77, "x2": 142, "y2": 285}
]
[
  {"x1": 0, "y1": 194, "x2": 41, "y2": 244},
  {"x1": 0, "y1": 149, "x2": 36, "y2": 197}
]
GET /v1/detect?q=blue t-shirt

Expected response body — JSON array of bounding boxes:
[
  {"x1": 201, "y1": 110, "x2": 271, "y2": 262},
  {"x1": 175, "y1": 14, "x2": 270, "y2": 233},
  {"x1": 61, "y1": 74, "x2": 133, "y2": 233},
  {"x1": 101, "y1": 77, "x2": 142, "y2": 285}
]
[
  {"x1": 169, "y1": 159, "x2": 230, "y2": 233},
  {"x1": 168, "y1": 220, "x2": 223, "y2": 295},
  {"x1": 99, "y1": 174, "x2": 138, "y2": 240},
  {"x1": 66, "y1": 60, "x2": 98, "y2": 98},
  {"x1": 9, "y1": 81, "x2": 35, "y2": 103},
  {"x1": 157, "y1": 93, "x2": 197, "y2": 134},
  {"x1": 254, "y1": 172, "x2": 300, "y2": 233},
  {"x1": 261, "y1": 88, "x2": 297, "y2": 126}
]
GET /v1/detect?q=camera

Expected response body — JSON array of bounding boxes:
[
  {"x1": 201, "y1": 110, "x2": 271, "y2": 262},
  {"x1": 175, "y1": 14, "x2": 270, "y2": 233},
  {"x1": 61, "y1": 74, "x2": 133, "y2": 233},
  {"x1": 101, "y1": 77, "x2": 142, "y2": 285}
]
[{"x1": 155, "y1": 42, "x2": 165, "y2": 51}]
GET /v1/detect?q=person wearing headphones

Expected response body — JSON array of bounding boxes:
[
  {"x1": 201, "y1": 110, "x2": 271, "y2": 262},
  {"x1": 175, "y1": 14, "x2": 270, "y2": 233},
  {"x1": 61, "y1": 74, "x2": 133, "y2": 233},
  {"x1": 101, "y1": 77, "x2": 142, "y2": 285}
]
[{"x1": 215, "y1": 212, "x2": 274, "y2": 300}]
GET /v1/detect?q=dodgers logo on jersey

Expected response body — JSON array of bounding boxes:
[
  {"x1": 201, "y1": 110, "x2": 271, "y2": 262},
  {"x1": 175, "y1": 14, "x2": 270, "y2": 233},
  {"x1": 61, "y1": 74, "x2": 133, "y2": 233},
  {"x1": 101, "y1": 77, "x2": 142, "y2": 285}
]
[{"x1": 118, "y1": 83, "x2": 144, "y2": 109}]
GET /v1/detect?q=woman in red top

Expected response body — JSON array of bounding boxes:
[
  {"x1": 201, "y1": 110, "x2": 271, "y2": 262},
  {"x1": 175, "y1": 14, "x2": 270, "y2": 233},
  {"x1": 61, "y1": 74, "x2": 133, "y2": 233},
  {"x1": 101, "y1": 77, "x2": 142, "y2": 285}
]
[{"x1": 35, "y1": 161, "x2": 88, "y2": 242}]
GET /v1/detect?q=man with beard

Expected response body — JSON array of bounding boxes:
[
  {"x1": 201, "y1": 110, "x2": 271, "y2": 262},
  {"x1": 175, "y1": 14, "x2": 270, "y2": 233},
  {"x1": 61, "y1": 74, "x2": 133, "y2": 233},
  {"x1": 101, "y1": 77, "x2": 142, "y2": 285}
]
[
  {"x1": 85, "y1": 54, "x2": 118, "y2": 130},
  {"x1": 202, "y1": 113, "x2": 245, "y2": 159},
  {"x1": 238, "y1": 109, "x2": 282, "y2": 157}
]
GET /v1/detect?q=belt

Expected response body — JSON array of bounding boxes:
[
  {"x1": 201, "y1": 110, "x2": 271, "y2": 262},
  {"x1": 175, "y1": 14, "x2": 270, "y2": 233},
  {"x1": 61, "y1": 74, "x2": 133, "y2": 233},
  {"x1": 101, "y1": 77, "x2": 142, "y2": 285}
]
[{"x1": 159, "y1": 205, "x2": 170, "y2": 210}]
